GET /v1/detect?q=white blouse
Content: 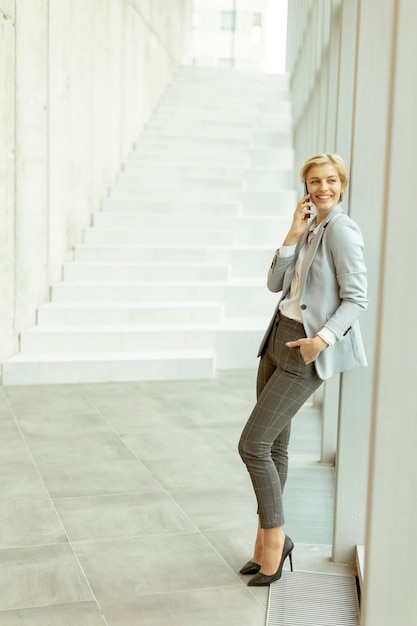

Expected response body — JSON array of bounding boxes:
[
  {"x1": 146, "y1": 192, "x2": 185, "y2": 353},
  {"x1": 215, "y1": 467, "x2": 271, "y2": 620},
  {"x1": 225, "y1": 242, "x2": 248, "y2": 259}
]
[{"x1": 278, "y1": 222, "x2": 336, "y2": 346}]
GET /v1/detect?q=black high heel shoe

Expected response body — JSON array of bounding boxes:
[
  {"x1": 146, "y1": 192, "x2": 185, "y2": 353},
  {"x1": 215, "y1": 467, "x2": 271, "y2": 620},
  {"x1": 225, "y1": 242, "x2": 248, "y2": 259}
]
[
  {"x1": 239, "y1": 560, "x2": 261, "y2": 575},
  {"x1": 247, "y1": 535, "x2": 294, "y2": 586}
]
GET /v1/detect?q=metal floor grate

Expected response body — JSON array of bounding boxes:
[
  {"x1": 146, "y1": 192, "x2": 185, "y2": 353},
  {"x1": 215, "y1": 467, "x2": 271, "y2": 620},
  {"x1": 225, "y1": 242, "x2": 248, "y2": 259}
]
[{"x1": 266, "y1": 570, "x2": 359, "y2": 626}]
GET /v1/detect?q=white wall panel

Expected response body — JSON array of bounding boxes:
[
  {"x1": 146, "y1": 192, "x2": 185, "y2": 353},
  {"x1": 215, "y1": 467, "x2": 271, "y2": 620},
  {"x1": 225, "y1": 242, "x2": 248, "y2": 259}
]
[{"x1": 0, "y1": 0, "x2": 192, "y2": 365}]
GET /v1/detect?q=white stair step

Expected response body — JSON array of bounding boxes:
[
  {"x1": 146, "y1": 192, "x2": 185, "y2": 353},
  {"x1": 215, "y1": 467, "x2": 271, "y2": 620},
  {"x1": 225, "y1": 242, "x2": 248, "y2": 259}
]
[
  {"x1": 109, "y1": 187, "x2": 242, "y2": 203},
  {"x1": 177, "y1": 69, "x2": 287, "y2": 83},
  {"x1": 115, "y1": 174, "x2": 243, "y2": 190},
  {"x1": 148, "y1": 116, "x2": 255, "y2": 130},
  {"x1": 163, "y1": 82, "x2": 279, "y2": 93},
  {"x1": 128, "y1": 148, "x2": 293, "y2": 168},
  {"x1": 94, "y1": 212, "x2": 286, "y2": 230},
  {"x1": 94, "y1": 211, "x2": 291, "y2": 236},
  {"x1": 155, "y1": 101, "x2": 292, "y2": 119},
  {"x1": 132, "y1": 142, "x2": 247, "y2": 157},
  {"x1": 2, "y1": 351, "x2": 216, "y2": 385},
  {"x1": 236, "y1": 216, "x2": 292, "y2": 246},
  {"x1": 37, "y1": 302, "x2": 224, "y2": 326},
  {"x1": 150, "y1": 106, "x2": 291, "y2": 121},
  {"x1": 174, "y1": 67, "x2": 288, "y2": 85},
  {"x1": 121, "y1": 163, "x2": 247, "y2": 179},
  {"x1": 230, "y1": 248, "x2": 276, "y2": 277},
  {"x1": 216, "y1": 329, "x2": 264, "y2": 369},
  {"x1": 73, "y1": 244, "x2": 274, "y2": 266},
  {"x1": 241, "y1": 189, "x2": 297, "y2": 214},
  {"x1": 138, "y1": 133, "x2": 250, "y2": 147},
  {"x1": 108, "y1": 188, "x2": 296, "y2": 206},
  {"x1": 169, "y1": 74, "x2": 288, "y2": 89},
  {"x1": 83, "y1": 228, "x2": 234, "y2": 246},
  {"x1": 157, "y1": 100, "x2": 261, "y2": 114},
  {"x1": 147, "y1": 114, "x2": 291, "y2": 133},
  {"x1": 152, "y1": 106, "x2": 261, "y2": 118},
  {"x1": 158, "y1": 98, "x2": 287, "y2": 114},
  {"x1": 73, "y1": 244, "x2": 232, "y2": 263},
  {"x1": 89, "y1": 215, "x2": 290, "y2": 245},
  {"x1": 20, "y1": 326, "x2": 216, "y2": 353},
  {"x1": 50, "y1": 281, "x2": 278, "y2": 317},
  {"x1": 137, "y1": 130, "x2": 292, "y2": 148},
  {"x1": 252, "y1": 130, "x2": 292, "y2": 148},
  {"x1": 250, "y1": 147, "x2": 294, "y2": 168},
  {"x1": 120, "y1": 164, "x2": 294, "y2": 188},
  {"x1": 143, "y1": 125, "x2": 253, "y2": 140},
  {"x1": 62, "y1": 262, "x2": 230, "y2": 282},
  {"x1": 130, "y1": 150, "x2": 250, "y2": 167},
  {"x1": 101, "y1": 199, "x2": 240, "y2": 215},
  {"x1": 156, "y1": 102, "x2": 290, "y2": 117},
  {"x1": 19, "y1": 322, "x2": 268, "y2": 354},
  {"x1": 165, "y1": 100, "x2": 284, "y2": 116},
  {"x1": 94, "y1": 212, "x2": 238, "y2": 231},
  {"x1": 245, "y1": 169, "x2": 294, "y2": 190},
  {"x1": 171, "y1": 81, "x2": 289, "y2": 91}
]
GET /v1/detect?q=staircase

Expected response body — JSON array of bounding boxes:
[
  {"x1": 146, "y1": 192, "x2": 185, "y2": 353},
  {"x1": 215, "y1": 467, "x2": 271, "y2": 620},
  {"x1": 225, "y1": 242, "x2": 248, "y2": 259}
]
[{"x1": 3, "y1": 66, "x2": 296, "y2": 385}]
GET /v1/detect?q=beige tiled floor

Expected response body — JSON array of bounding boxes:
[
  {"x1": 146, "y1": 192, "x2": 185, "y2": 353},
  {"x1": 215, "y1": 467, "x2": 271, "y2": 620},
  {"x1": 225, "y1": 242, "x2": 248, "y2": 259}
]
[{"x1": 0, "y1": 370, "x2": 352, "y2": 625}]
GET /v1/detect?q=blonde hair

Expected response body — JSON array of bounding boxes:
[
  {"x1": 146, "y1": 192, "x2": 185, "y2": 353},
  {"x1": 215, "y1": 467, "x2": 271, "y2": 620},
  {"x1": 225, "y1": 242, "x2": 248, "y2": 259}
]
[{"x1": 300, "y1": 154, "x2": 349, "y2": 202}]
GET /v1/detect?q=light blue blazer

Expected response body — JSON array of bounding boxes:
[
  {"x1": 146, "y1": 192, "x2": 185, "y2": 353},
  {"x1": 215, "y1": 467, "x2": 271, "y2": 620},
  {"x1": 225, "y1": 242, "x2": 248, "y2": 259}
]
[{"x1": 258, "y1": 205, "x2": 368, "y2": 380}]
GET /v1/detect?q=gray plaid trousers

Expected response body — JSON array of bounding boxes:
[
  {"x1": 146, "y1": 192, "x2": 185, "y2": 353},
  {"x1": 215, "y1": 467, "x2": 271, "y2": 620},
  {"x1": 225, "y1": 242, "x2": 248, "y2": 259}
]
[{"x1": 238, "y1": 315, "x2": 323, "y2": 529}]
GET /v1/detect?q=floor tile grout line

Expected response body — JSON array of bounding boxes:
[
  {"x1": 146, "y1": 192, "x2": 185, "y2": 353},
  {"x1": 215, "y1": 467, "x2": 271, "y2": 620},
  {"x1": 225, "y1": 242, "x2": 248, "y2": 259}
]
[
  {"x1": 78, "y1": 386, "x2": 188, "y2": 502},
  {"x1": 0, "y1": 386, "x2": 107, "y2": 615},
  {"x1": 53, "y1": 386, "x2": 234, "y2": 553},
  {"x1": 0, "y1": 601, "x2": 110, "y2": 623},
  {"x1": 76, "y1": 382, "x2": 253, "y2": 541},
  {"x1": 65, "y1": 529, "x2": 214, "y2": 547},
  {"x1": 0, "y1": 370, "x2": 332, "y2": 619},
  {"x1": 72, "y1": 383, "x2": 268, "y2": 600}
]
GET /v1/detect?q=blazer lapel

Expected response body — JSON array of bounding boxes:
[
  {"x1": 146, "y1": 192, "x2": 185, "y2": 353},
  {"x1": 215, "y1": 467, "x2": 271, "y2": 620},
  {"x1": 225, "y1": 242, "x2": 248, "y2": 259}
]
[{"x1": 299, "y1": 206, "x2": 344, "y2": 294}]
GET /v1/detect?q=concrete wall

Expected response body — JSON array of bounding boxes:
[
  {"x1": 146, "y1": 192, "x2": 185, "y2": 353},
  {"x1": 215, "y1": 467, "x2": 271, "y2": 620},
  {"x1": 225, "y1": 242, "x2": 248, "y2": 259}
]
[
  {"x1": 286, "y1": 1, "x2": 417, "y2": 624},
  {"x1": 0, "y1": 0, "x2": 192, "y2": 363}
]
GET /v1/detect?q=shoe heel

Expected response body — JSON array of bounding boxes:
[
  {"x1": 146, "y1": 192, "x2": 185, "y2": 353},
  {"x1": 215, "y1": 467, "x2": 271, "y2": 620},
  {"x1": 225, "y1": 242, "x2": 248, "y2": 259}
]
[{"x1": 288, "y1": 551, "x2": 293, "y2": 572}]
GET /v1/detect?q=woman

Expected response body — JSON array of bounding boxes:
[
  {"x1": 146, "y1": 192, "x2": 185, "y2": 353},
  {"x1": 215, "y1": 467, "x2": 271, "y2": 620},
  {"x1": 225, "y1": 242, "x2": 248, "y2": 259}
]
[{"x1": 238, "y1": 154, "x2": 368, "y2": 586}]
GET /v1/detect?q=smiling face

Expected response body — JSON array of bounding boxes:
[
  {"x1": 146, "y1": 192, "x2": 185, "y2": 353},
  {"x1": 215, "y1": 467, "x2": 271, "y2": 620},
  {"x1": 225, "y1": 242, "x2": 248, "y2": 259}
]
[{"x1": 305, "y1": 164, "x2": 346, "y2": 215}]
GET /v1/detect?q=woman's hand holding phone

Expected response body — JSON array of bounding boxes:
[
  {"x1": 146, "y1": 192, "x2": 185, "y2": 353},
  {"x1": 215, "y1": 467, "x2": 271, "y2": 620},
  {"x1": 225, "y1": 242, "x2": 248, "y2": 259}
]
[{"x1": 283, "y1": 188, "x2": 314, "y2": 246}]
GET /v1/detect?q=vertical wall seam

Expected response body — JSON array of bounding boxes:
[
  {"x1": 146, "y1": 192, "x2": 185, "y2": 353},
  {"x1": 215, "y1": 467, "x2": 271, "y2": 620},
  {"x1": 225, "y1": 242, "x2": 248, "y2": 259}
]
[
  {"x1": 46, "y1": 0, "x2": 50, "y2": 290},
  {"x1": 347, "y1": 0, "x2": 361, "y2": 202},
  {"x1": 12, "y1": 0, "x2": 17, "y2": 341}
]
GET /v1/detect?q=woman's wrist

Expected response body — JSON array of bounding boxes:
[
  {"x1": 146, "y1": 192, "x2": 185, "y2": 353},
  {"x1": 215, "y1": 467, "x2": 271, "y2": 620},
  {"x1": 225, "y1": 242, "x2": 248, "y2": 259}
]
[
  {"x1": 314, "y1": 335, "x2": 328, "y2": 352},
  {"x1": 283, "y1": 233, "x2": 301, "y2": 246}
]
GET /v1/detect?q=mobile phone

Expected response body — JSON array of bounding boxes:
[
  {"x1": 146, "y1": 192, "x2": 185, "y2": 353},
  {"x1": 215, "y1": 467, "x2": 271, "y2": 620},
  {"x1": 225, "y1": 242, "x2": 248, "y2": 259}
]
[{"x1": 304, "y1": 182, "x2": 311, "y2": 219}]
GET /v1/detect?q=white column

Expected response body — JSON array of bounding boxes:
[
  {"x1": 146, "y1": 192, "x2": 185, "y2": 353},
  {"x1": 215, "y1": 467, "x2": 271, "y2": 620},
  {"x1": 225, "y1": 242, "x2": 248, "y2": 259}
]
[
  {"x1": 318, "y1": 0, "x2": 343, "y2": 463},
  {"x1": 332, "y1": 0, "x2": 396, "y2": 563},
  {"x1": 361, "y1": 0, "x2": 417, "y2": 622}
]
